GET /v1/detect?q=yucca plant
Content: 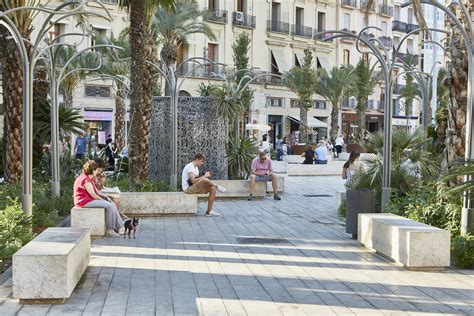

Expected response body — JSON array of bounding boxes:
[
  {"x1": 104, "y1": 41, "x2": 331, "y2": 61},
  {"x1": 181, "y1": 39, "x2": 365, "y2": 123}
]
[{"x1": 227, "y1": 137, "x2": 258, "y2": 180}]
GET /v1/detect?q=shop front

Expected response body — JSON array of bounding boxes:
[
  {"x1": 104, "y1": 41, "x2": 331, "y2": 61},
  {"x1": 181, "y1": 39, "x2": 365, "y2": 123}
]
[
  {"x1": 287, "y1": 115, "x2": 328, "y2": 145},
  {"x1": 83, "y1": 108, "x2": 113, "y2": 154}
]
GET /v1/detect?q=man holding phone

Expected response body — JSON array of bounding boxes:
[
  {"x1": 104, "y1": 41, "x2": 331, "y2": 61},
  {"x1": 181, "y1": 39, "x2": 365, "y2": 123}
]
[
  {"x1": 248, "y1": 151, "x2": 281, "y2": 201},
  {"x1": 182, "y1": 153, "x2": 226, "y2": 216}
]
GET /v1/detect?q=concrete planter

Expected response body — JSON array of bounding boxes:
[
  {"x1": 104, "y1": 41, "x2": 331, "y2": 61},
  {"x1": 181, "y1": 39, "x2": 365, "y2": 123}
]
[{"x1": 346, "y1": 189, "x2": 375, "y2": 238}]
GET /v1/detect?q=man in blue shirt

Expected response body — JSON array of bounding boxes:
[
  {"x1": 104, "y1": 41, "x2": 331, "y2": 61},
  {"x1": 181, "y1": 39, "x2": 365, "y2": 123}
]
[
  {"x1": 75, "y1": 132, "x2": 88, "y2": 159},
  {"x1": 315, "y1": 142, "x2": 328, "y2": 164}
]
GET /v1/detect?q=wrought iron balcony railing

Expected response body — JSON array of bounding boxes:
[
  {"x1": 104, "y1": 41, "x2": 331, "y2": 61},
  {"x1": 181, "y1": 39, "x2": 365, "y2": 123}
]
[
  {"x1": 176, "y1": 62, "x2": 230, "y2": 79},
  {"x1": 360, "y1": 0, "x2": 375, "y2": 12},
  {"x1": 341, "y1": 0, "x2": 357, "y2": 8},
  {"x1": 340, "y1": 29, "x2": 357, "y2": 42},
  {"x1": 379, "y1": 4, "x2": 394, "y2": 16},
  {"x1": 232, "y1": 12, "x2": 256, "y2": 29},
  {"x1": 203, "y1": 9, "x2": 228, "y2": 24},
  {"x1": 379, "y1": 36, "x2": 392, "y2": 48},
  {"x1": 396, "y1": 52, "x2": 419, "y2": 65},
  {"x1": 267, "y1": 20, "x2": 290, "y2": 34},
  {"x1": 99, "y1": 0, "x2": 118, "y2": 4},
  {"x1": 292, "y1": 24, "x2": 313, "y2": 38},
  {"x1": 406, "y1": 23, "x2": 419, "y2": 33},
  {"x1": 392, "y1": 20, "x2": 407, "y2": 32},
  {"x1": 314, "y1": 30, "x2": 334, "y2": 42}
]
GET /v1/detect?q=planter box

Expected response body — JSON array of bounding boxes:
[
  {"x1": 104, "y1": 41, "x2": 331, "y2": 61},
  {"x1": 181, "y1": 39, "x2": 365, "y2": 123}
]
[
  {"x1": 121, "y1": 192, "x2": 198, "y2": 216},
  {"x1": 71, "y1": 207, "x2": 105, "y2": 237},
  {"x1": 346, "y1": 189, "x2": 375, "y2": 237},
  {"x1": 287, "y1": 162, "x2": 345, "y2": 176}
]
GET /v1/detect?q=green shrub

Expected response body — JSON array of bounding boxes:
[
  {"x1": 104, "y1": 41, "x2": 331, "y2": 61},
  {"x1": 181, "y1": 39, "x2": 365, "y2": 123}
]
[
  {"x1": 451, "y1": 234, "x2": 474, "y2": 269},
  {"x1": 338, "y1": 199, "x2": 346, "y2": 218},
  {"x1": 107, "y1": 177, "x2": 177, "y2": 192},
  {"x1": 0, "y1": 198, "x2": 34, "y2": 260}
]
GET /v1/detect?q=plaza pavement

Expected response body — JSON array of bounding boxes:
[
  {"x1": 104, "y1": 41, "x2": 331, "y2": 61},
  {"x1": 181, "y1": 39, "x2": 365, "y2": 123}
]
[{"x1": 0, "y1": 175, "x2": 473, "y2": 315}]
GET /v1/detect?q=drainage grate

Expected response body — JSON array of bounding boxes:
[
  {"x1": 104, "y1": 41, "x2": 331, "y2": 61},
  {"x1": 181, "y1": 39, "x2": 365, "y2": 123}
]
[
  {"x1": 236, "y1": 237, "x2": 290, "y2": 244},
  {"x1": 303, "y1": 194, "x2": 332, "y2": 197},
  {"x1": 310, "y1": 220, "x2": 342, "y2": 226}
]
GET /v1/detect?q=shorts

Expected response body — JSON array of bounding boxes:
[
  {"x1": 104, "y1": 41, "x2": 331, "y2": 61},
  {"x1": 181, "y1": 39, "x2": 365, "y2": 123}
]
[
  {"x1": 256, "y1": 175, "x2": 272, "y2": 182},
  {"x1": 185, "y1": 181, "x2": 207, "y2": 194}
]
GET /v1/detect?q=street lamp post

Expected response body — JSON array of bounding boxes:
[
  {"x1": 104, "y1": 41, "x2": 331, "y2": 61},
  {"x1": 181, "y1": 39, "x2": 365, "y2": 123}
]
[{"x1": 403, "y1": 0, "x2": 474, "y2": 234}]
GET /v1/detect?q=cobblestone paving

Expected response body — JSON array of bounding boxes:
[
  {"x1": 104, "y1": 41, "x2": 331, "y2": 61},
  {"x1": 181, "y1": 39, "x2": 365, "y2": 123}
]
[{"x1": 1, "y1": 176, "x2": 473, "y2": 315}]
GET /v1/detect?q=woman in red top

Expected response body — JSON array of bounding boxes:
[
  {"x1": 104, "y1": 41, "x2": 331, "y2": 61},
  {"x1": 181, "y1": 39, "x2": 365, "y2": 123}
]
[{"x1": 73, "y1": 160, "x2": 123, "y2": 237}]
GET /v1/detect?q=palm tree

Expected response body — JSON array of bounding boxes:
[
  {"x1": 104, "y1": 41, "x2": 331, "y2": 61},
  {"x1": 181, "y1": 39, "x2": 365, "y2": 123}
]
[
  {"x1": 153, "y1": 0, "x2": 215, "y2": 96},
  {"x1": 354, "y1": 58, "x2": 378, "y2": 142},
  {"x1": 399, "y1": 73, "x2": 418, "y2": 131},
  {"x1": 284, "y1": 49, "x2": 318, "y2": 144},
  {"x1": 0, "y1": 0, "x2": 34, "y2": 183},
  {"x1": 118, "y1": 0, "x2": 175, "y2": 187},
  {"x1": 315, "y1": 65, "x2": 355, "y2": 141}
]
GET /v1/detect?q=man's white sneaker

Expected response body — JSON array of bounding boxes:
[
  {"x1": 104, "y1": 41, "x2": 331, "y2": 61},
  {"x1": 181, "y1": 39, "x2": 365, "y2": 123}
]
[
  {"x1": 106, "y1": 229, "x2": 120, "y2": 237},
  {"x1": 206, "y1": 210, "x2": 221, "y2": 217},
  {"x1": 216, "y1": 185, "x2": 227, "y2": 193}
]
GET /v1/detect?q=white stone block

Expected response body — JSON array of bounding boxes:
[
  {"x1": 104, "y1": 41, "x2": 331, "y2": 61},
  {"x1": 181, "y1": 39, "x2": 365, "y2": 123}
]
[
  {"x1": 13, "y1": 227, "x2": 91, "y2": 301},
  {"x1": 282, "y1": 155, "x2": 304, "y2": 164},
  {"x1": 287, "y1": 161, "x2": 345, "y2": 176},
  {"x1": 336, "y1": 191, "x2": 346, "y2": 208},
  {"x1": 358, "y1": 213, "x2": 450, "y2": 269},
  {"x1": 71, "y1": 207, "x2": 105, "y2": 237},
  {"x1": 121, "y1": 192, "x2": 197, "y2": 215},
  {"x1": 266, "y1": 176, "x2": 285, "y2": 193},
  {"x1": 271, "y1": 160, "x2": 288, "y2": 173}
]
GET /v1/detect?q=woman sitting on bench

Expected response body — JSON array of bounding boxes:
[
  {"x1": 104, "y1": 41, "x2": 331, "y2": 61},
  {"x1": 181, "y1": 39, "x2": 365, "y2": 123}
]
[{"x1": 73, "y1": 160, "x2": 123, "y2": 237}]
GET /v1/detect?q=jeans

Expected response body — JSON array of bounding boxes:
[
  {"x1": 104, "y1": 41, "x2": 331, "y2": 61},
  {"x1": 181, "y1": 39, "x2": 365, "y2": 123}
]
[
  {"x1": 83, "y1": 199, "x2": 123, "y2": 230},
  {"x1": 276, "y1": 149, "x2": 283, "y2": 161}
]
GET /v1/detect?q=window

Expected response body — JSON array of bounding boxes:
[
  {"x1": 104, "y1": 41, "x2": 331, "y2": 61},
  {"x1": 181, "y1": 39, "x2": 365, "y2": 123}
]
[
  {"x1": 290, "y1": 99, "x2": 299, "y2": 108},
  {"x1": 394, "y1": 5, "x2": 400, "y2": 20},
  {"x1": 207, "y1": 43, "x2": 218, "y2": 73},
  {"x1": 343, "y1": 13, "x2": 351, "y2": 30},
  {"x1": 236, "y1": 0, "x2": 246, "y2": 13},
  {"x1": 407, "y1": 39, "x2": 414, "y2": 54},
  {"x1": 393, "y1": 36, "x2": 400, "y2": 48},
  {"x1": 272, "y1": 2, "x2": 281, "y2": 21},
  {"x1": 91, "y1": 27, "x2": 106, "y2": 48},
  {"x1": 208, "y1": 0, "x2": 218, "y2": 10},
  {"x1": 313, "y1": 100, "x2": 327, "y2": 109},
  {"x1": 381, "y1": 21, "x2": 388, "y2": 36},
  {"x1": 49, "y1": 23, "x2": 65, "y2": 43},
  {"x1": 317, "y1": 12, "x2": 326, "y2": 31},
  {"x1": 343, "y1": 49, "x2": 350, "y2": 65},
  {"x1": 266, "y1": 97, "x2": 284, "y2": 107},
  {"x1": 85, "y1": 85, "x2": 111, "y2": 98},
  {"x1": 296, "y1": 7, "x2": 304, "y2": 26},
  {"x1": 408, "y1": 8, "x2": 414, "y2": 24}
]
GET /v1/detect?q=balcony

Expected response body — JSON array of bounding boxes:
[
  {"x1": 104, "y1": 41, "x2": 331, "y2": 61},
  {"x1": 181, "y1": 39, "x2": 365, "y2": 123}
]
[
  {"x1": 267, "y1": 20, "x2": 290, "y2": 34},
  {"x1": 99, "y1": 0, "x2": 118, "y2": 4},
  {"x1": 341, "y1": 29, "x2": 357, "y2": 42},
  {"x1": 232, "y1": 12, "x2": 255, "y2": 29},
  {"x1": 392, "y1": 20, "x2": 407, "y2": 32},
  {"x1": 176, "y1": 62, "x2": 229, "y2": 79},
  {"x1": 314, "y1": 30, "x2": 335, "y2": 42},
  {"x1": 394, "y1": 84, "x2": 406, "y2": 95},
  {"x1": 379, "y1": 4, "x2": 394, "y2": 16},
  {"x1": 341, "y1": 0, "x2": 357, "y2": 9},
  {"x1": 203, "y1": 9, "x2": 228, "y2": 24},
  {"x1": 292, "y1": 24, "x2": 313, "y2": 39},
  {"x1": 396, "y1": 52, "x2": 419, "y2": 65},
  {"x1": 379, "y1": 36, "x2": 392, "y2": 48},
  {"x1": 360, "y1": 0, "x2": 375, "y2": 12},
  {"x1": 360, "y1": 32, "x2": 375, "y2": 44},
  {"x1": 406, "y1": 23, "x2": 419, "y2": 33}
]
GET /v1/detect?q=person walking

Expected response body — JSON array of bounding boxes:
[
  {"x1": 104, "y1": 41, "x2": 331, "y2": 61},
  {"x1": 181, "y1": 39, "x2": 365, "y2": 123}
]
[
  {"x1": 275, "y1": 135, "x2": 283, "y2": 161},
  {"x1": 248, "y1": 151, "x2": 281, "y2": 201},
  {"x1": 182, "y1": 153, "x2": 226, "y2": 216},
  {"x1": 301, "y1": 145, "x2": 315, "y2": 164},
  {"x1": 342, "y1": 151, "x2": 365, "y2": 187},
  {"x1": 74, "y1": 132, "x2": 88, "y2": 160},
  {"x1": 334, "y1": 135, "x2": 344, "y2": 158}
]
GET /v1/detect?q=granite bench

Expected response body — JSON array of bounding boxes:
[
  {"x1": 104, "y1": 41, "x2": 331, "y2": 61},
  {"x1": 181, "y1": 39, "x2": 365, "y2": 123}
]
[
  {"x1": 71, "y1": 207, "x2": 106, "y2": 237},
  {"x1": 287, "y1": 162, "x2": 345, "y2": 176},
  {"x1": 120, "y1": 192, "x2": 198, "y2": 216},
  {"x1": 13, "y1": 227, "x2": 91, "y2": 304},
  {"x1": 358, "y1": 213, "x2": 450, "y2": 270},
  {"x1": 196, "y1": 178, "x2": 285, "y2": 198}
]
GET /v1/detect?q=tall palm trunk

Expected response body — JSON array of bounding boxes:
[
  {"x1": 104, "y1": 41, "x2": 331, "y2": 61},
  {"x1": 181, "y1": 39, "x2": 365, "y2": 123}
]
[
  {"x1": 114, "y1": 82, "x2": 126, "y2": 152},
  {"x1": 357, "y1": 109, "x2": 366, "y2": 142},
  {"x1": 299, "y1": 102, "x2": 308, "y2": 144},
  {"x1": 329, "y1": 101, "x2": 339, "y2": 141},
  {"x1": 161, "y1": 43, "x2": 177, "y2": 96},
  {"x1": 129, "y1": 0, "x2": 148, "y2": 187},
  {"x1": 63, "y1": 92, "x2": 74, "y2": 108}
]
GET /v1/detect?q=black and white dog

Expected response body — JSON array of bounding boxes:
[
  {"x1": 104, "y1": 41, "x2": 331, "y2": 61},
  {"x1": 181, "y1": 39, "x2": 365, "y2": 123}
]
[{"x1": 124, "y1": 218, "x2": 139, "y2": 239}]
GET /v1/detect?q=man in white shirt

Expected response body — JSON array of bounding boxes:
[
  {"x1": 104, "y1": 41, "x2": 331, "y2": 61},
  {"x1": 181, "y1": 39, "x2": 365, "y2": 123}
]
[
  {"x1": 182, "y1": 153, "x2": 226, "y2": 217},
  {"x1": 335, "y1": 135, "x2": 345, "y2": 158}
]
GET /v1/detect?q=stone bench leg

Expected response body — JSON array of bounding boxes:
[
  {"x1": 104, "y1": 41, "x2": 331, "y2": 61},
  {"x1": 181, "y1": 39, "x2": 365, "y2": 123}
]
[{"x1": 71, "y1": 207, "x2": 106, "y2": 237}]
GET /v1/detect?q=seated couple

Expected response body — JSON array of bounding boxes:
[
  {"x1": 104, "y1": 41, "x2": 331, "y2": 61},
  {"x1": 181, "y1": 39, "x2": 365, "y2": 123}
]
[
  {"x1": 301, "y1": 142, "x2": 328, "y2": 164},
  {"x1": 73, "y1": 159, "x2": 125, "y2": 237}
]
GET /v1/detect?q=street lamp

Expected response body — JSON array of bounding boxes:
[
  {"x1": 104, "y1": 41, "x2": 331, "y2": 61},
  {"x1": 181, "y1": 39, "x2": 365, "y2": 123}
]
[{"x1": 403, "y1": 0, "x2": 474, "y2": 234}]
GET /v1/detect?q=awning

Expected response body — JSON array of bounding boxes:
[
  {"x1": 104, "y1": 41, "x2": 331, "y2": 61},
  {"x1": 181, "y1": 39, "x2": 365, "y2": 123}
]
[
  {"x1": 271, "y1": 50, "x2": 290, "y2": 72},
  {"x1": 295, "y1": 52, "x2": 305, "y2": 67},
  {"x1": 90, "y1": 23, "x2": 111, "y2": 30},
  {"x1": 245, "y1": 123, "x2": 271, "y2": 132},
  {"x1": 317, "y1": 56, "x2": 331, "y2": 72},
  {"x1": 288, "y1": 115, "x2": 327, "y2": 128}
]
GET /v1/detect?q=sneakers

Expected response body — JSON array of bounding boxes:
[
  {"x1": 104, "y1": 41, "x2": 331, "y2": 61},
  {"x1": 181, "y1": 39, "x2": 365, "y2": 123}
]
[
  {"x1": 106, "y1": 229, "x2": 120, "y2": 237},
  {"x1": 248, "y1": 193, "x2": 253, "y2": 201},
  {"x1": 216, "y1": 185, "x2": 227, "y2": 193},
  {"x1": 274, "y1": 194, "x2": 281, "y2": 200},
  {"x1": 206, "y1": 210, "x2": 221, "y2": 217}
]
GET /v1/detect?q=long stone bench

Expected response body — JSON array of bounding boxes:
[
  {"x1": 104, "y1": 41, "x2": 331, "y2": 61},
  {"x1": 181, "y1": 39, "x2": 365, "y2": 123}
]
[
  {"x1": 287, "y1": 161, "x2": 345, "y2": 176},
  {"x1": 13, "y1": 227, "x2": 91, "y2": 304},
  {"x1": 197, "y1": 178, "x2": 285, "y2": 198},
  {"x1": 271, "y1": 160, "x2": 288, "y2": 173},
  {"x1": 71, "y1": 207, "x2": 106, "y2": 238},
  {"x1": 358, "y1": 213, "x2": 450, "y2": 270},
  {"x1": 121, "y1": 192, "x2": 198, "y2": 216}
]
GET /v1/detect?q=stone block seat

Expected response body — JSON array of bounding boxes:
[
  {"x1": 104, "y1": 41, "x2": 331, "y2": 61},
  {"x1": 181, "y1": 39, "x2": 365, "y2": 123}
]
[
  {"x1": 358, "y1": 213, "x2": 450, "y2": 270},
  {"x1": 287, "y1": 161, "x2": 345, "y2": 176},
  {"x1": 196, "y1": 178, "x2": 285, "y2": 199},
  {"x1": 13, "y1": 227, "x2": 91, "y2": 304},
  {"x1": 120, "y1": 192, "x2": 198, "y2": 216},
  {"x1": 71, "y1": 207, "x2": 106, "y2": 237}
]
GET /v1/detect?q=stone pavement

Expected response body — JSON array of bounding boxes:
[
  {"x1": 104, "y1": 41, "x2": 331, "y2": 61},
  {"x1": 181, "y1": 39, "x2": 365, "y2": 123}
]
[{"x1": 1, "y1": 176, "x2": 474, "y2": 315}]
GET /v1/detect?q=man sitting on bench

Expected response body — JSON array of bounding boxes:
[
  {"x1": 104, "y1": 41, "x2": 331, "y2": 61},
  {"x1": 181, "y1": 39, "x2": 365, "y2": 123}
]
[{"x1": 248, "y1": 151, "x2": 281, "y2": 201}]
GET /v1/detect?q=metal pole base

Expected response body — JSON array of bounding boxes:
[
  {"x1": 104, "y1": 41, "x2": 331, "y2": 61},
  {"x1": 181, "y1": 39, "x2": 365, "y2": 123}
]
[
  {"x1": 170, "y1": 174, "x2": 178, "y2": 190},
  {"x1": 461, "y1": 208, "x2": 474, "y2": 235},
  {"x1": 381, "y1": 187, "x2": 391, "y2": 213},
  {"x1": 52, "y1": 181, "x2": 60, "y2": 197},
  {"x1": 22, "y1": 194, "x2": 33, "y2": 217}
]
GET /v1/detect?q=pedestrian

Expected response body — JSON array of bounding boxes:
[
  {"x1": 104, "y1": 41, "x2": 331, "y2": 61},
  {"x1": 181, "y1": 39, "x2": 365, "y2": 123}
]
[
  {"x1": 342, "y1": 151, "x2": 365, "y2": 187},
  {"x1": 74, "y1": 132, "x2": 88, "y2": 160},
  {"x1": 275, "y1": 135, "x2": 283, "y2": 161},
  {"x1": 248, "y1": 151, "x2": 281, "y2": 201},
  {"x1": 335, "y1": 134, "x2": 344, "y2": 158},
  {"x1": 182, "y1": 153, "x2": 226, "y2": 217},
  {"x1": 315, "y1": 142, "x2": 328, "y2": 164},
  {"x1": 301, "y1": 145, "x2": 315, "y2": 164},
  {"x1": 260, "y1": 134, "x2": 271, "y2": 155}
]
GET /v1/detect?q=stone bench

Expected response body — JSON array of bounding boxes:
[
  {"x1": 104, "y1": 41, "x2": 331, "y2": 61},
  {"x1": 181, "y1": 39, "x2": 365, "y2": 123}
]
[
  {"x1": 121, "y1": 192, "x2": 198, "y2": 216},
  {"x1": 271, "y1": 160, "x2": 288, "y2": 173},
  {"x1": 358, "y1": 213, "x2": 450, "y2": 270},
  {"x1": 287, "y1": 161, "x2": 345, "y2": 176},
  {"x1": 71, "y1": 207, "x2": 106, "y2": 238},
  {"x1": 13, "y1": 227, "x2": 91, "y2": 304},
  {"x1": 196, "y1": 178, "x2": 285, "y2": 198}
]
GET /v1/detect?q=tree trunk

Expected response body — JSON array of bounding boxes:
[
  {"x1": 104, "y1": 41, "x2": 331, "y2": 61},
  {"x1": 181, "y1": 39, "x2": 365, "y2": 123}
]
[
  {"x1": 329, "y1": 101, "x2": 339, "y2": 141},
  {"x1": 299, "y1": 102, "x2": 308, "y2": 144},
  {"x1": 3, "y1": 36, "x2": 24, "y2": 183},
  {"x1": 63, "y1": 91, "x2": 74, "y2": 108},
  {"x1": 114, "y1": 82, "x2": 126, "y2": 152},
  {"x1": 33, "y1": 68, "x2": 49, "y2": 108},
  {"x1": 129, "y1": 0, "x2": 148, "y2": 188},
  {"x1": 161, "y1": 44, "x2": 177, "y2": 97},
  {"x1": 357, "y1": 109, "x2": 366, "y2": 143}
]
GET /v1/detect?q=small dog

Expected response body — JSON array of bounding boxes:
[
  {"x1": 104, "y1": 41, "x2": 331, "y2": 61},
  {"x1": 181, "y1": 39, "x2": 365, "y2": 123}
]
[{"x1": 124, "y1": 218, "x2": 139, "y2": 239}]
